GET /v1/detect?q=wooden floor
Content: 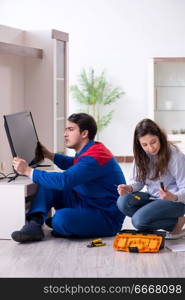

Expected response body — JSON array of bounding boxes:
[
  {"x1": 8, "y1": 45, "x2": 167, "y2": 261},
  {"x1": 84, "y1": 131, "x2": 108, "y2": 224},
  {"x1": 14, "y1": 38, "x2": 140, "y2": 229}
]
[
  {"x1": 0, "y1": 219, "x2": 185, "y2": 278},
  {"x1": 0, "y1": 163, "x2": 185, "y2": 278}
]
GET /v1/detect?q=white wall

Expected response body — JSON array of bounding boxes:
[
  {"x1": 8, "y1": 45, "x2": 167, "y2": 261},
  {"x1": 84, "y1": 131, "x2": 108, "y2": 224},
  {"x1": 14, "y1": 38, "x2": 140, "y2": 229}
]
[
  {"x1": 0, "y1": 26, "x2": 25, "y2": 172},
  {"x1": 1, "y1": 0, "x2": 185, "y2": 157}
]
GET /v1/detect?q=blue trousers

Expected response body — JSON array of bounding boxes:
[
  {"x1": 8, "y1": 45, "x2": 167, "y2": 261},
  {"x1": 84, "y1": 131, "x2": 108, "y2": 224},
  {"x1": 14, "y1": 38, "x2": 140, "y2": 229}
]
[
  {"x1": 117, "y1": 192, "x2": 185, "y2": 232},
  {"x1": 28, "y1": 186, "x2": 121, "y2": 237}
]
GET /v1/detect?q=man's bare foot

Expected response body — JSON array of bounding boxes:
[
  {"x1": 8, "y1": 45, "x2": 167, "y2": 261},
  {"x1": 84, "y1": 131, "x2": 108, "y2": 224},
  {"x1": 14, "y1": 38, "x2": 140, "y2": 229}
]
[{"x1": 171, "y1": 216, "x2": 185, "y2": 234}]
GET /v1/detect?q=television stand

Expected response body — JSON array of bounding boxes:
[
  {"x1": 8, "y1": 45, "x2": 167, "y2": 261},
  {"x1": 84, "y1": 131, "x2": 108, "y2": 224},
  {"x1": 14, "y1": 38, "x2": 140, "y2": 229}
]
[{"x1": 0, "y1": 177, "x2": 38, "y2": 239}]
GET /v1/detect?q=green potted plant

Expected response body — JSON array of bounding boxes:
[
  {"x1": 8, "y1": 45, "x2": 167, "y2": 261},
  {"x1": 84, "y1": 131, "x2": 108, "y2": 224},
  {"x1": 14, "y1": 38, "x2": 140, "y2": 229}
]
[{"x1": 70, "y1": 68, "x2": 124, "y2": 139}]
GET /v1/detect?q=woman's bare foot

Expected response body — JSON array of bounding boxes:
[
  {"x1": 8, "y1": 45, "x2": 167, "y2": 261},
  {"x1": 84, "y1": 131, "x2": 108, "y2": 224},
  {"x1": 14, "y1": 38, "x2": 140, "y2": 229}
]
[{"x1": 171, "y1": 216, "x2": 185, "y2": 234}]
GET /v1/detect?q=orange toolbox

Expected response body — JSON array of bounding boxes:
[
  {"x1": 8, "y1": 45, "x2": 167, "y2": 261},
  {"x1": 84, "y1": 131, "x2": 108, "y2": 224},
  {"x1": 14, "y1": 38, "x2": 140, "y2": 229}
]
[{"x1": 113, "y1": 229, "x2": 166, "y2": 253}]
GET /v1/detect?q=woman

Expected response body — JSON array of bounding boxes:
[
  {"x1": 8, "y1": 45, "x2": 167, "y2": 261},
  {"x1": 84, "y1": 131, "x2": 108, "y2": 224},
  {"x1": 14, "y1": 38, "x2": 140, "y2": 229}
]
[{"x1": 117, "y1": 118, "x2": 185, "y2": 239}]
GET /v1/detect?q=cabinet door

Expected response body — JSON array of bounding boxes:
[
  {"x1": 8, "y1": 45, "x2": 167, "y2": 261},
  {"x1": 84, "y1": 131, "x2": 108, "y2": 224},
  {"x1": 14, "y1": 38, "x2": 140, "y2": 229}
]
[
  {"x1": 56, "y1": 78, "x2": 65, "y2": 118},
  {"x1": 53, "y1": 35, "x2": 68, "y2": 154},
  {"x1": 155, "y1": 62, "x2": 185, "y2": 86},
  {"x1": 153, "y1": 59, "x2": 185, "y2": 136},
  {"x1": 156, "y1": 87, "x2": 185, "y2": 110}
]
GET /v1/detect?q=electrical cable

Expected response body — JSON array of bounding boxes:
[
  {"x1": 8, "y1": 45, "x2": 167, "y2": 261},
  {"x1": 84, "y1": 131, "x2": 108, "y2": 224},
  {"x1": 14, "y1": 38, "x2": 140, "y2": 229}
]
[{"x1": 0, "y1": 171, "x2": 20, "y2": 182}]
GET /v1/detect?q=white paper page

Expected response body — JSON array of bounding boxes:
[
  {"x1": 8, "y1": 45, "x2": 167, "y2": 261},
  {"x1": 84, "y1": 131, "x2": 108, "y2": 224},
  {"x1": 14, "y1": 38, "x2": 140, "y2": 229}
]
[{"x1": 165, "y1": 240, "x2": 185, "y2": 252}]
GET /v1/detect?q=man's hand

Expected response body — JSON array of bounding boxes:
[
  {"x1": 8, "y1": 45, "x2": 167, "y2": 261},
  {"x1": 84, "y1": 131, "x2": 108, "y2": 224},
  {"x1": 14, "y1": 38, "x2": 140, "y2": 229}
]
[
  {"x1": 159, "y1": 186, "x2": 178, "y2": 202},
  {"x1": 12, "y1": 157, "x2": 32, "y2": 177},
  {"x1": 118, "y1": 184, "x2": 133, "y2": 196},
  {"x1": 39, "y1": 143, "x2": 54, "y2": 161}
]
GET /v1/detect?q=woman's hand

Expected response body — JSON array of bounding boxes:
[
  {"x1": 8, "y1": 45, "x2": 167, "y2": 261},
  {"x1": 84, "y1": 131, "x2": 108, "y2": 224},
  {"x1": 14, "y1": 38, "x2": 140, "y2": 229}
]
[
  {"x1": 39, "y1": 142, "x2": 54, "y2": 161},
  {"x1": 117, "y1": 184, "x2": 133, "y2": 196},
  {"x1": 12, "y1": 157, "x2": 32, "y2": 176},
  {"x1": 160, "y1": 187, "x2": 178, "y2": 202}
]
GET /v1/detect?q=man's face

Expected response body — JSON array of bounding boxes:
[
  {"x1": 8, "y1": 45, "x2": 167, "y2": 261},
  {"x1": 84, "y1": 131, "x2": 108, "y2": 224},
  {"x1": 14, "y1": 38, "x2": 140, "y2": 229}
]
[{"x1": 64, "y1": 121, "x2": 86, "y2": 150}]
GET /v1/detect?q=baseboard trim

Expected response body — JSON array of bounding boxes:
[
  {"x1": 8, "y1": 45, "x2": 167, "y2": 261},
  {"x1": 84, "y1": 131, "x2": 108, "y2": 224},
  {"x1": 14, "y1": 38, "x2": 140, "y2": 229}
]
[{"x1": 115, "y1": 156, "x2": 134, "y2": 163}]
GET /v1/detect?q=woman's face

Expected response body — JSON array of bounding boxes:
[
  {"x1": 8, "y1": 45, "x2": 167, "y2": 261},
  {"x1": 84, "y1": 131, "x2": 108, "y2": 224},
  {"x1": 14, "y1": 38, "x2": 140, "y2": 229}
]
[{"x1": 139, "y1": 134, "x2": 161, "y2": 155}]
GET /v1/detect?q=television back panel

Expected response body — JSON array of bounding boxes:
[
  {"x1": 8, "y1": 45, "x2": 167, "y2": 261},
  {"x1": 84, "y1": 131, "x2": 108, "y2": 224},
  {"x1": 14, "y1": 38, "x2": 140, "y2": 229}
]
[{"x1": 4, "y1": 111, "x2": 39, "y2": 166}]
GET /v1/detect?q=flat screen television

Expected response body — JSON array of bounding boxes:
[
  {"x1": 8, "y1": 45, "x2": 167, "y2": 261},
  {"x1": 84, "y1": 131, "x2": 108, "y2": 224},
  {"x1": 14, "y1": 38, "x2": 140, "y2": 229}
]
[{"x1": 4, "y1": 111, "x2": 44, "y2": 167}]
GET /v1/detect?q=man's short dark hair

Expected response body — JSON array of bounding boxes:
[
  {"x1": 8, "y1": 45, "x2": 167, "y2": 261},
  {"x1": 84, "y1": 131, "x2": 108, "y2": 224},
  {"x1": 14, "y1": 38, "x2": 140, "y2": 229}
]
[{"x1": 68, "y1": 113, "x2": 97, "y2": 140}]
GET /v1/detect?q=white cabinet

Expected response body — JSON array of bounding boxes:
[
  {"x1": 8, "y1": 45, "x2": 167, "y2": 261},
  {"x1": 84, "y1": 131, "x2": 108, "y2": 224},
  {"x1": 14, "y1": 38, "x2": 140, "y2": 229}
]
[
  {"x1": 148, "y1": 57, "x2": 185, "y2": 153},
  {"x1": 0, "y1": 25, "x2": 69, "y2": 173},
  {"x1": 168, "y1": 134, "x2": 185, "y2": 153},
  {"x1": 0, "y1": 177, "x2": 37, "y2": 239}
]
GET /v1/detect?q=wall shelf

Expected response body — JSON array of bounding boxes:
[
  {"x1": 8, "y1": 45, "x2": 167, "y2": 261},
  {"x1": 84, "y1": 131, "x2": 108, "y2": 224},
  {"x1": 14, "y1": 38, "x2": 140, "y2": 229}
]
[
  {"x1": 0, "y1": 41, "x2": 43, "y2": 58},
  {"x1": 154, "y1": 57, "x2": 185, "y2": 62},
  {"x1": 154, "y1": 110, "x2": 185, "y2": 112},
  {"x1": 155, "y1": 85, "x2": 185, "y2": 87}
]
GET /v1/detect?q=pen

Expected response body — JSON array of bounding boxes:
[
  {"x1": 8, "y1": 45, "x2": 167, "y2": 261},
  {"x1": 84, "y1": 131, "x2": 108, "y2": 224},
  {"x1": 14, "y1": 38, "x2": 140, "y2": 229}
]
[{"x1": 160, "y1": 181, "x2": 164, "y2": 191}]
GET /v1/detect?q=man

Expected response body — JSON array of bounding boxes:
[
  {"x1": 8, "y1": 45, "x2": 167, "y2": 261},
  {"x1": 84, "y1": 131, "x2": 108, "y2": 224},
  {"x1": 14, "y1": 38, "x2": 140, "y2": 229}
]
[{"x1": 12, "y1": 113, "x2": 126, "y2": 243}]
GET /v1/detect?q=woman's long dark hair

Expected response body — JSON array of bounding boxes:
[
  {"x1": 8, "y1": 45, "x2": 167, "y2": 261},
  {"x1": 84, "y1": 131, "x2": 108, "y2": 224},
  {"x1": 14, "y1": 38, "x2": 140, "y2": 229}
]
[{"x1": 133, "y1": 119, "x2": 171, "y2": 181}]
